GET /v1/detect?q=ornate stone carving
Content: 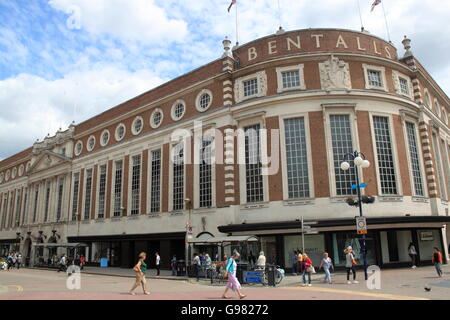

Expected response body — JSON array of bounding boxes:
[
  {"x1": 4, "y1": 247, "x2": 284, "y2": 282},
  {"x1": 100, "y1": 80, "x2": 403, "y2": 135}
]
[{"x1": 319, "y1": 56, "x2": 351, "y2": 90}]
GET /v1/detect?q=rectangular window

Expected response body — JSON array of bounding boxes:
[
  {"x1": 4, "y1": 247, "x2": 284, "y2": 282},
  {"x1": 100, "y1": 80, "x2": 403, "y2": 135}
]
[
  {"x1": 199, "y1": 138, "x2": 212, "y2": 208},
  {"x1": 284, "y1": 117, "x2": 310, "y2": 198},
  {"x1": 71, "y1": 173, "x2": 80, "y2": 221},
  {"x1": 8, "y1": 193, "x2": 14, "y2": 228},
  {"x1": 150, "y1": 150, "x2": 161, "y2": 213},
  {"x1": 406, "y1": 122, "x2": 424, "y2": 196},
  {"x1": 243, "y1": 78, "x2": 258, "y2": 97},
  {"x1": 33, "y1": 187, "x2": 39, "y2": 223},
  {"x1": 373, "y1": 116, "x2": 397, "y2": 195},
  {"x1": 84, "y1": 169, "x2": 93, "y2": 219},
  {"x1": 113, "y1": 161, "x2": 123, "y2": 217},
  {"x1": 399, "y1": 78, "x2": 409, "y2": 95},
  {"x1": 21, "y1": 191, "x2": 27, "y2": 226},
  {"x1": 245, "y1": 124, "x2": 264, "y2": 203},
  {"x1": 14, "y1": 191, "x2": 21, "y2": 227},
  {"x1": 330, "y1": 115, "x2": 357, "y2": 196},
  {"x1": 56, "y1": 177, "x2": 64, "y2": 221},
  {"x1": 1, "y1": 195, "x2": 7, "y2": 229},
  {"x1": 282, "y1": 70, "x2": 301, "y2": 89},
  {"x1": 131, "y1": 155, "x2": 141, "y2": 215},
  {"x1": 432, "y1": 134, "x2": 446, "y2": 200},
  {"x1": 97, "y1": 165, "x2": 107, "y2": 218},
  {"x1": 368, "y1": 70, "x2": 383, "y2": 88},
  {"x1": 44, "y1": 183, "x2": 51, "y2": 222},
  {"x1": 173, "y1": 143, "x2": 185, "y2": 211}
]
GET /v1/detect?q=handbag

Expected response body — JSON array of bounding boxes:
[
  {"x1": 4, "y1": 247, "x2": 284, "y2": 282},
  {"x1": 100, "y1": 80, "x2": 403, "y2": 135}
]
[
  {"x1": 307, "y1": 266, "x2": 316, "y2": 274},
  {"x1": 352, "y1": 259, "x2": 357, "y2": 265}
]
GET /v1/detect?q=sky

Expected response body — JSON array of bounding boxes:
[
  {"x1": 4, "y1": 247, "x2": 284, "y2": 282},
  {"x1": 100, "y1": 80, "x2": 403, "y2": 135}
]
[{"x1": 0, "y1": 0, "x2": 449, "y2": 161}]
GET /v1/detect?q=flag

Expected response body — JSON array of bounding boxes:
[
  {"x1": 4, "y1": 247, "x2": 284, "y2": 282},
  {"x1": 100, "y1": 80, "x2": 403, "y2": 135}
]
[
  {"x1": 371, "y1": 0, "x2": 381, "y2": 12},
  {"x1": 228, "y1": 0, "x2": 236, "y2": 12}
]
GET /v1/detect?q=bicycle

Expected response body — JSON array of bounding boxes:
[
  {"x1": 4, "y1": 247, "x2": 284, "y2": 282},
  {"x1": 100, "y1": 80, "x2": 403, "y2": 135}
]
[{"x1": 261, "y1": 265, "x2": 285, "y2": 286}]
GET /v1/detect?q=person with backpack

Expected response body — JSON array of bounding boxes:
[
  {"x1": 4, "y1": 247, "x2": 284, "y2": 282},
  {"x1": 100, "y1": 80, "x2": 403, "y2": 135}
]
[
  {"x1": 408, "y1": 242, "x2": 418, "y2": 269},
  {"x1": 301, "y1": 253, "x2": 314, "y2": 287},
  {"x1": 432, "y1": 247, "x2": 443, "y2": 278},
  {"x1": 345, "y1": 246, "x2": 358, "y2": 284},
  {"x1": 319, "y1": 252, "x2": 334, "y2": 284}
]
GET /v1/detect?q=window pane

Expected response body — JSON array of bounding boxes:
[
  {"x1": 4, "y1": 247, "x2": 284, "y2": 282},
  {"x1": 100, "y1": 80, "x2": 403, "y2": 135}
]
[
  {"x1": 245, "y1": 124, "x2": 264, "y2": 203},
  {"x1": 113, "y1": 161, "x2": 123, "y2": 217},
  {"x1": 368, "y1": 70, "x2": 382, "y2": 87},
  {"x1": 282, "y1": 70, "x2": 301, "y2": 89},
  {"x1": 243, "y1": 79, "x2": 258, "y2": 97},
  {"x1": 131, "y1": 155, "x2": 141, "y2": 215},
  {"x1": 84, "y1": 169, "x2": 93, "y2": 219},
  {"x1": 373, "y1": 116, "x2": 397, "y2": 195},
  {"x1": 284, "y1": 117, "x2": 309, "y2": 198},
  {"x1": 199, "y1": 138, "x2": 212, "y2": 208},
  {"x1": 97, "y1": 165, "x2": 107, "y2": 218},
  {"x1": 173, "y1": 143, "x2": 184, "y2": 210},
  {"x1": 150, "y1": 150, "x2": 161, "y2": 213},
  {"x1": 406, "y1": 123, "x2": 424, "y2": 196}
]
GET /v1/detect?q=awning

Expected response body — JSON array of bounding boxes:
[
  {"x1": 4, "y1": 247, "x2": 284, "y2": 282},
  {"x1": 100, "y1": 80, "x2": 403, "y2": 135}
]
[
  {"x1": 189, "y1": 235, "x2": 258, "y2": 244},
  {"x1": 32, "y1": 242, "x2": 88, "y2": 248}
]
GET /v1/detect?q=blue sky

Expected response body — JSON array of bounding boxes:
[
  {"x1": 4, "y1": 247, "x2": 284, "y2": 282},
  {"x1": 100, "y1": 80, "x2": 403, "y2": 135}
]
[{"x1": 0, "y1": 0, "x2": 449, "y2": 160}]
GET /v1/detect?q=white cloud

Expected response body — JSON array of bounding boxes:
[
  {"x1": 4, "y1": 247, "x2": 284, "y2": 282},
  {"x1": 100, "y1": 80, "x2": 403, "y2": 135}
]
[
  {"x1": 48, "y1": 0, "x2": 188, "y2": 43},
  {"x1": 0, "y1": 66, "x2": 164, "y2": 158}
]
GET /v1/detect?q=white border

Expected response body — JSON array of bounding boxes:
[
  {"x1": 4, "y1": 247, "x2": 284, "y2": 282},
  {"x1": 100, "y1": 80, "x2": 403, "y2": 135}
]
[
  {"x1": 74, "y1": 140, "x2": 83, "y2": 156},
  {"x1": 131, "y1": 116, "x2": 144, "y2": 136},
  {"x1": 171, "y1": 99, "x2": 186, "y2": 121},
  {"x1": 100, "y1": 129, "x2": 110, "y2": 147},
  {"x1": 195, "y1": 89, "x2": 213, "y2": 112},
  {"x1": 87, "y1": 135, "x2": 96, "y2": 152},
  {"x1": 150, "y1": 108, "x2": 164, "y2": 129},
  {"x1": 115, "y1": 123, "x2": 126, "y2": 142}
]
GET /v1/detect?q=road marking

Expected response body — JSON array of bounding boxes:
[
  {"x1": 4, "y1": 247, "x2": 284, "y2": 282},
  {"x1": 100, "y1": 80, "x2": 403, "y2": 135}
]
[{"x1": 282, "y1": 286, "x2": 429, "y2": 300}]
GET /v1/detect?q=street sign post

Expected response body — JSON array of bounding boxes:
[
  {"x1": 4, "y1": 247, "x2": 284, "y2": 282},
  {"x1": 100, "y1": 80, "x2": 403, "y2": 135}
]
[{"x1": 356, "y1": 216, "x2": 368, "y2": 235}]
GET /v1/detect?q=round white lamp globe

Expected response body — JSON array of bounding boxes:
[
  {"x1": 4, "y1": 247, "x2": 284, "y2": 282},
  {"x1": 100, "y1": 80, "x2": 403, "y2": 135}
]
[
  {"x1": 362, "y1": 160, "x2": 370, "y2": 168},
  {"x1": 340, "y1": 161, "x2": 350, "y2": 171},
  {"x1": 354, "y1": 156, "x2": 364, "y2": 166}
]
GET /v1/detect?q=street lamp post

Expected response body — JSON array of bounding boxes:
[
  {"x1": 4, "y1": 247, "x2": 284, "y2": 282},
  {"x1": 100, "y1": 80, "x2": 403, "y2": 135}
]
[
  {"x1": 184, "y1": 198, "x2": 192, "y2": 277},
  {"x1": 340, "y1": 151, "x2": 371, "y2": 281}
]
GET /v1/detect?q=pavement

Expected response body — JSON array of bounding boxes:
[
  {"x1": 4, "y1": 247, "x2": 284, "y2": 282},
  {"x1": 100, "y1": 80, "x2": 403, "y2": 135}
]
[{"x1": 0, "y1": 264, "x2": 448, "y2": 300}]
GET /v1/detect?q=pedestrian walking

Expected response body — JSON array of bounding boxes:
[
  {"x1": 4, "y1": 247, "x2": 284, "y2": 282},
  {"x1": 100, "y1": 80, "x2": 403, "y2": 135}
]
[
  {"x1": 408, "y1": 242, "x2": 418, "y2": 269},
  {"x1": 432, "y1": 247, "x2": 443, "y2": 278},
  {"x1": 79, "y1": 255, "x2": 86, "y2": 270},
  {"x1": 155, "y1": 252, "x2": 161, "y2": 276},
  {"x1": 222, "y1": 252, "x2": 246, "y2": 299},
  {"x1": 130, "y1": 252, "x2": 150, "y2": 295},
  {"x1": 192, "y1": 253, "x2": 201, "y2": 281},
  {"x1": 256, "y1": 251, "x2": 266, "y2": 270},
  {"x1": 7, "y1": 253, "x2": 14, "y2": 271},
  {"x1": 57, "y1": 254, "x2": 67, "y2": 273},
  {"x1": 204, "y1": 253, "x2": 212, "y2": 278},
  {"x1": 344, "y1": 246, "x2": 358, "y2": 284},
  {"x1": 16, "y1": 253, "x2": 22, "y2": 269},
  {"x1": 319, "y1": 252, "x2": 334, "y2": 284},
  {"x1": 292, "y1": 250, "x2": 298, "y2": 275},
  {"x1": 170, "y1": 255, "x2": 177, "y2": 276},
  {"x1": 301, "y1": 253, "x2": 314, "y2": 287}
]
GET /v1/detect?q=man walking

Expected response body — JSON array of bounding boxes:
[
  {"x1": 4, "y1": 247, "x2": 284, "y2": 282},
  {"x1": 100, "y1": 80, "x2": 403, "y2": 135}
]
[
  {"x1": 16, "y1": 253, "x2": 22, "y2": 269},
  {"x1": 57, "y1": 254, "x2": 67, "y2": 273},
  {"x1": 155, "y1": 252, "x2": 161, "y2": 276},
  {"x1": 193, "y1": 253, "x2": 201, "y2": 281}
]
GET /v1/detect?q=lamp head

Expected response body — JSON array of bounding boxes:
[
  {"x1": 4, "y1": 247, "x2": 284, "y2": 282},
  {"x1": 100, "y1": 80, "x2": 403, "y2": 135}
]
[{"x1": 340, "y1": 161, "x2": 350, "y2": 171}]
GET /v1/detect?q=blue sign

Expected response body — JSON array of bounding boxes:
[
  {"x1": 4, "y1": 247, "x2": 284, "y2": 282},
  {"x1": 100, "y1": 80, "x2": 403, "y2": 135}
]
[
  {"x1": 100, "y1": 258, "x2": 108, "y2": 267},
  {"x1": 351, "y1": 183, "x2": 367, "y2": 189},
  {"x1": 244, "y1": 271, "x2": 263, "y2": 284}
]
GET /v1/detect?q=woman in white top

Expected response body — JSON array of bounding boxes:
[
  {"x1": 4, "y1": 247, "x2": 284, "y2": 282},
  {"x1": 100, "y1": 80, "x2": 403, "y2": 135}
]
[{"x1": 256, "y1": 251, "x2": 266, "y2": 270}]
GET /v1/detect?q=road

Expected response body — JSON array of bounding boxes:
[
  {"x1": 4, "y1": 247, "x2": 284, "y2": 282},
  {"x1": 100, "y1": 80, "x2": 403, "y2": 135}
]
[{"x1": 0, "y1": 265, "x2": 448, "y2": 300}]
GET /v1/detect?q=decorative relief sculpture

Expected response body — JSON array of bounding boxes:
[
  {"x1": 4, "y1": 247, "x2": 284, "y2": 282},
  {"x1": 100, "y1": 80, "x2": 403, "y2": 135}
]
[{"x1": 319, "y1": 55, "x2": 351, "y2": 90}]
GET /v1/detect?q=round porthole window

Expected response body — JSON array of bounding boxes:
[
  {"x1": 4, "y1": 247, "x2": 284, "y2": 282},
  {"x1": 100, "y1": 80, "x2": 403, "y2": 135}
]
[
  {"x1": 150, "y1": 108, "x2": 163, "y2": 129},
  {"x1": 115, "y1": 123, "x2": 126, "y2": 141},
  {"x1": 100, "y1": 130, "x2": 110, "y2": 147},
  {"x1": 196, "y1": 90, "x2": 213, "y2": 112},
  {"x1": 132, "y1": 116, "x2": 144, "y2": 135},
  {"x1": 171, "y1": 100, "x2": 186, "y2": 121},
  {"x1": 87, "y1": 135, "x2": 96, "y2": 151},
  {"x1": 74, "y1": 141, "x2": 83, "y2": 156}
]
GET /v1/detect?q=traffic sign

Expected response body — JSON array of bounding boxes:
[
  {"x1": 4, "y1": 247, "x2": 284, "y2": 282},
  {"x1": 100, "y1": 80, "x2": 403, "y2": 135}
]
[{"x1": 356, "y1": 217, "x2": 368, "y2": 234}]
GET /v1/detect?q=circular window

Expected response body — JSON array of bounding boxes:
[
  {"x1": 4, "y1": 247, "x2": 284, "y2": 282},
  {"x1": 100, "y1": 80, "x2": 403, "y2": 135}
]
[
  {"x1": 0, "y1": 173, "x2": 3, "y2": 183},
  {"x1": 150, "y1": 108, "x2": 164, "y2": 129},
  {"x1": 87, "y1": 136, "x2": 96, "y2": 151},
  {"x1": 74, "y1": 141, "x2": 83, "y2": 156},
  {"x1": 115, "y1": 123, "x2": 126, "y2": 141},
  {"x1": 171, "y1": 100, "x2": 186, "y2": 121},
  {"x1": 11, "y1": 167, "x2": 17, "y2": 179},
  {"x1": 132, "y1": 116, "x2": 144, "y2": 135},
  {"x1": 18, "y1": 164, "x2": 24, "y2": 177},
  {"x1": 5, "y1": 170, "x2": 10, "y2": 182},
  {"x1": 100, "y1": 130, "x2": 110, "y2": 147},
  {"x1": 196, "y1": 90, "x2": 213, "y2": 112}
]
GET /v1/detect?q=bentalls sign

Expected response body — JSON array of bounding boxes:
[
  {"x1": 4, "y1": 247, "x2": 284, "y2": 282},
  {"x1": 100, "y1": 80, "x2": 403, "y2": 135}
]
[{"x1": 234, "y1": 29, "x2": 398, "y2": 67}]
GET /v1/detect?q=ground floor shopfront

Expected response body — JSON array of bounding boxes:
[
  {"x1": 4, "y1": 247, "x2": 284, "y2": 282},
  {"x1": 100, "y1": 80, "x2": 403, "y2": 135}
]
[
  {"x1": 68, "y1": 232, "x2": 185, "y2": 269},
  {"x1": 218, "y1": 216, "x2": 450, "y2": 271}
]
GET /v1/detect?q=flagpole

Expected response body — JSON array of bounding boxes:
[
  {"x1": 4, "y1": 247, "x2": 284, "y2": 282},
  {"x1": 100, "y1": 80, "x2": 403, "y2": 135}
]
[
  {"x1": 381, "y1": 1, "x2": 391, "y2": 42},
  {"x1": 356, "y1": 0, "x2": 364, "y2": 32},
  {"x1": 235, "y1": 1, "x2": 239, "y2": 46},
  {"x1": 277, "y1": 0, "x2": 282, "y2": 29}
]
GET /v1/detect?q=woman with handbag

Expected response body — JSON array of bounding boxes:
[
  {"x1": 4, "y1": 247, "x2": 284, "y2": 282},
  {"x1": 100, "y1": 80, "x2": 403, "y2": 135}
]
[
  {"x1": 221, "y1": 252, "x2": 246, "y2": 299},
  {"x1": 129, "y1": 252, "x2": 150, "y2": 295},
  {"x1": 344, "y1": 246, "x2": 358, "y2": 284},
  {"x1": 301, "y1": 253, "x2": 314, "y2": 287}
]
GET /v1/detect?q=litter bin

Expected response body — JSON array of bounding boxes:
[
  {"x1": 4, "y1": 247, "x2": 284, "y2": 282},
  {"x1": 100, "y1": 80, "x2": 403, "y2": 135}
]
[
  {"x1": 236, "y1": 263, "x2": 248, "y2": 284},
  {"x1": 177, "y1": 260, "x2": 186, "y2": 276},
  {"x1": 266, "y1": 264, "x2": 276, "y2": 287}
]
